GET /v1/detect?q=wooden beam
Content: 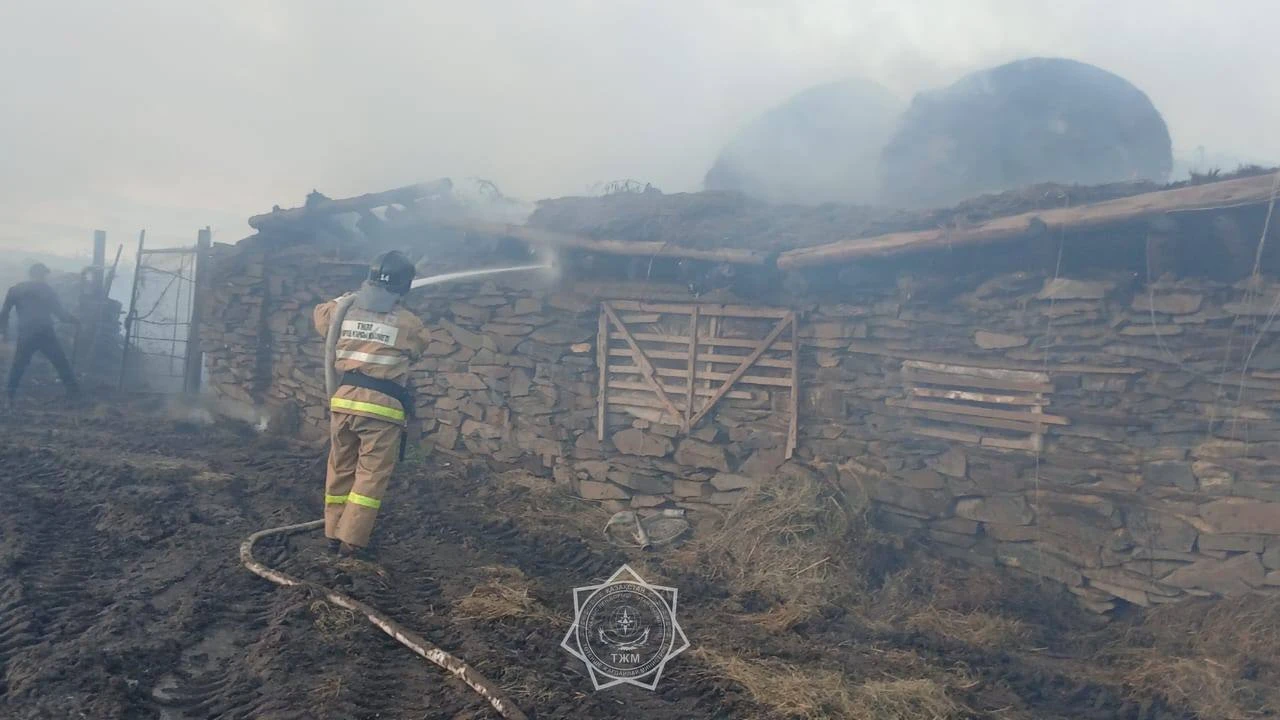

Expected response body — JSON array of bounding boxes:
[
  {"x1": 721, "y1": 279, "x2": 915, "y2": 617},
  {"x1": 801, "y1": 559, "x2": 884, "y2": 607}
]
[
  {"x1": 440, "y1": 219, "x2": 771, "y2": 266},
  {"x1": 689, "y1": 314, "x2": 793, "y2": 428},
  {"x1": 248, "y1": 180, "x2": 452, "y2": 230},
  {"x1": 600, "y1": 302, "x2": 685, "y2": 423},
  {"x1": 777, "y1": 172, "x2": 1280, "y2": 268}
]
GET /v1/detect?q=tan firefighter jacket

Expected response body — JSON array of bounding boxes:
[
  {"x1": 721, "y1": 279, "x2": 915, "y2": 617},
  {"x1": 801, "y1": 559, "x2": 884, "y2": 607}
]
[{"x1": 314, "y1": 294, "x2": 431, "y2": 425}]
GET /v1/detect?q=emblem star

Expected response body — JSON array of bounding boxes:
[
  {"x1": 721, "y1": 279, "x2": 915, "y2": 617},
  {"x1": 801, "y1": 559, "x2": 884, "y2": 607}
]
[{"x1": 561, "y1": 564, "x2": 691, "y2": 691}]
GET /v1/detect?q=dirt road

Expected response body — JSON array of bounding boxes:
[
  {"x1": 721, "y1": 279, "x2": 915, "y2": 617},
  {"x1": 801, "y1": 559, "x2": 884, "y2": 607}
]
[{"x1": 0, "y1": 393, "x2": 1214, "y2": 719}]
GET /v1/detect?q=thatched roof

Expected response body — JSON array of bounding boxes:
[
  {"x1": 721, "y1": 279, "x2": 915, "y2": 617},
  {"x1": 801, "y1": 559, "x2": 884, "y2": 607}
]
[{"x1": 242, "y1": 168, "x2": 1279, "y2": 271}]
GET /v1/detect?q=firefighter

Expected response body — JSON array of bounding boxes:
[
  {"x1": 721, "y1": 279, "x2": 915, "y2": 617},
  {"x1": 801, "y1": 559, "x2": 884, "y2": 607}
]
[
  {"x1": 313, "y1": 251, "x2": 430, "y2": 559},
  {"x1": 1, "y1": 263, "x2": 81, "y2": 403}
]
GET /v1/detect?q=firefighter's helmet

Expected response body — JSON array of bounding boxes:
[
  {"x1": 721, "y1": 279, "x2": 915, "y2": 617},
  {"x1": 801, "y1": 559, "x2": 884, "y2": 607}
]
[{"x1": 368, "y1": 251, "x2": 415, "y2": 295}]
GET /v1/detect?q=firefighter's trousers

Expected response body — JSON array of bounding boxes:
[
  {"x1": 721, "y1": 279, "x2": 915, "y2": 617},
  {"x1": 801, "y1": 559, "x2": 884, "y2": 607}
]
[{"x1": 324, "y1": 412, "x2": 402, "y2": 548}]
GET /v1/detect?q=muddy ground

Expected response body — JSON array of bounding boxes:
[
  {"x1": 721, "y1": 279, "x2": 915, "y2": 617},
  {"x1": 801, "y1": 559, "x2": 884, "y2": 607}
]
[{"x1": 0, "y1": 390, "x2": 1263, "y2": 719}]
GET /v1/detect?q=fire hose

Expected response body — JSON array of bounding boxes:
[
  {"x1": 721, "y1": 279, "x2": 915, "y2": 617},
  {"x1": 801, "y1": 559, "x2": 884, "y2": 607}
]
[{"x1": 240, "y1": 520, "x2": 529, "y2": 720}]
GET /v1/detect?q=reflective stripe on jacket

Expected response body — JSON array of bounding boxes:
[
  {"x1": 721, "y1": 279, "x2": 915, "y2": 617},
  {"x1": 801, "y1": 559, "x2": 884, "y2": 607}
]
[{"x1": 314, "y1": 296, "x2": 431, "y2": 425}]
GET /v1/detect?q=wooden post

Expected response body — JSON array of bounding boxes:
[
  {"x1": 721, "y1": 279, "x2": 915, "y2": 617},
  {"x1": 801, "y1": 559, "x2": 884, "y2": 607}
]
[
  {"x1": 184, "y1": 228, "x2": 212, "y2": 395},
  {"x1": 787, "y1": 311, "x2": 799, "y2": 459},
  {"x1": 119, "y1": 231, "x2": 146, "y2": 390},
  {"x1": 596, "y1": 307, "x2": 609, "y2": 441},
  {"x1": 684, "y1": 305, "x2": 699, "y2": 431},
  {"x1": 92, "y1": 230, "x2": 106, "y2": 297}
]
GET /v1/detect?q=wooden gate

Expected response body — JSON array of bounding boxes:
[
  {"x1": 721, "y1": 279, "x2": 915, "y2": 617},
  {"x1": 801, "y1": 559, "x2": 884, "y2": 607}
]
[{"x1": 595, "y1": 301, "x2": 800, "y2": 458}]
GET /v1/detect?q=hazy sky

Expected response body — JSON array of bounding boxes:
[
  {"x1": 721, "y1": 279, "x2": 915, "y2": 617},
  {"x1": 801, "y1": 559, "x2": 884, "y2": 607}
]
[{"x1": 2, "y1": 0, "x2": 1277, "y2": 256}]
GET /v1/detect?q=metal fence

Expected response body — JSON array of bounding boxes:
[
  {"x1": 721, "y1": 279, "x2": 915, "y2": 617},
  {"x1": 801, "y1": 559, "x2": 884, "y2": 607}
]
[{"x1": 120, "y1": 228, "x2": 211, "y2": 393}]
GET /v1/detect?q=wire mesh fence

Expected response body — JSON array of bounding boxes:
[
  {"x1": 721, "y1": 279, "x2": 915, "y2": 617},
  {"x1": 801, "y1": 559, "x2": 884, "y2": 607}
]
[{"x1": 121, "y1": 244, "x2": 198, "y2": 392}]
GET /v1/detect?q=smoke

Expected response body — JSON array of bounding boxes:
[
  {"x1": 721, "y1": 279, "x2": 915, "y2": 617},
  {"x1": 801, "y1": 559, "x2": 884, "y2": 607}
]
[{"x1": 2, "y1": 0, "x2": 1279, "y2": 252}]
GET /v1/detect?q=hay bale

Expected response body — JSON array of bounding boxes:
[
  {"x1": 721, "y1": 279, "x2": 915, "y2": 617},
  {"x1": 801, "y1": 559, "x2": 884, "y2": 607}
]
[
  {"x1": 705, "y1": 78, "x2": 902, "y2": 205},
  {"x1": 880, "y1": 57, "x2": 1172, "y2": 208}
]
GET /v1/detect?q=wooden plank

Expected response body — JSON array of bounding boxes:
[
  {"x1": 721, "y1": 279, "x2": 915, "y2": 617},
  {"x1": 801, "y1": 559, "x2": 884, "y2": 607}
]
[
  {"x1": 903, "y1": 360, "x2": 1050, "y2": 384},
  {"x1": 690, "y1": 314, "x2": 794, "y2": 428},
  {"x1": 609, "y1": 364, "x2": 792, "y2": 388},
  {"x1": 250, "y1": 179, "x2": 452, "y2": 230},
  {"x1": 685, "y1": 305, "x2": 699, "y2": 431},
  {"x1": 982, "y1": 435, "x2": 1041, "y2": 451},
  {"x1": 787, "y1": 311, "x2": 799, "y2": 459},
  {"x1": 777, "y1": 172, "x2": 1280, "y2": 268},
  {"x1": 704, "y1": 315, "x2": 718, "y2": 392},
  {"x1": 610, "y1": 331, "x2": 794, "y2": 352},
  {"x1": 609, "y1": 300, "x2": 791, "y2": 319},
  {"x1": 608, "y1": 380, "x2": 754, "y2": 401},
  {"x1": 910, "y1": 424, "x2": 983, "y2": 444},
  {"x1": 903, "y1": 367, "x2": 1054, "y2": 394},
  {"x1": 904, "y1": 406, "x2": 1045, "y2": 435},
  {"x1": 847, "y1": 340, "x2": 1143, "y2": 375},
  {"x1": 889, "y1": 398, "x2": 1070, "y2": 426},
  {"x1": 609, "y1": 393, "x2": 688, "y2": 411},
  {"x1": 608, "y1": 347, "x2": 792, "y2": 369},
  {"x1": 620, "y1": 313, "x2": 662, "y2": 323},
  {"x1": 597, "y1": 309, "x2": 609, "y2": 441},
  {"x1": 600, "y1": 303, "x2": 685, "y2": 423},
  {"x1": 909, "y1": 387, "x2": 1045, "y2": 406}
]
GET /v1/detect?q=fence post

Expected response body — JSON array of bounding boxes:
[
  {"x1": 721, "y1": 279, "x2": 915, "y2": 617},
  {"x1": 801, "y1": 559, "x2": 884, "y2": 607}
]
[{"x1": 183, "y1": 228, "x2": 212, "y2": 395}]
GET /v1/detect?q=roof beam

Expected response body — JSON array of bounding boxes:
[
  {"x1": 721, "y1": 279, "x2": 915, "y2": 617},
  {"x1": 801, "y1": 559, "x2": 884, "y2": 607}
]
[{"x1": 776, "y1": 172, "x2": 1280, "y2": 269}]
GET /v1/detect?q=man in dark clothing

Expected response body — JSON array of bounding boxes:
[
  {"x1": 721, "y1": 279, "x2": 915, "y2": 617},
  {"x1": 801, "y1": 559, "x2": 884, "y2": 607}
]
[{"x1": 1, "y1": 263, "x2": 80, "y2": 402}]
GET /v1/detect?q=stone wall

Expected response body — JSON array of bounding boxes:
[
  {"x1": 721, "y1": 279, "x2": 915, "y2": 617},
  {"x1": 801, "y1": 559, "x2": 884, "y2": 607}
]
[{"x1": 204, "y1": 230, "x2": 1280, "y2": 613}]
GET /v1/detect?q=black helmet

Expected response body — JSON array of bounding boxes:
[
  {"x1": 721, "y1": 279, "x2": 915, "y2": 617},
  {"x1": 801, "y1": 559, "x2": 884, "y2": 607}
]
[
  {"x1": 368, "y1": 251, "x2": 415, "y2": 295},
  {"x1": 28, "y1": 263, "x2": 50, "y2": 279}
]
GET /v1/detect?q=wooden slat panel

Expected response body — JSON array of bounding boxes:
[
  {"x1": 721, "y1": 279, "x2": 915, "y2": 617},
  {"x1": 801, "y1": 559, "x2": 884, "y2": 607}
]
[
  {"x1": 903, "y1": 367, "x2": 1054, "y2": 394},
  {"x1": 611, "y1": 331, "x2": 794, "y2": 352},
  {"x1": 690, "y1": 314, "x2": 794, "y2": 428},
  {"x1": 608, "y1": 346, "x2": 792, "y2": 369},
  {"x1": 909, "y1": 386, "x2": 1044, "y2": 406},
  {"x1": 888, "y1": 398, "x2": 1069, "y2": 426},
  {"x1": 601, "y1": 302, "x2": 685, "y2": 422}
]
